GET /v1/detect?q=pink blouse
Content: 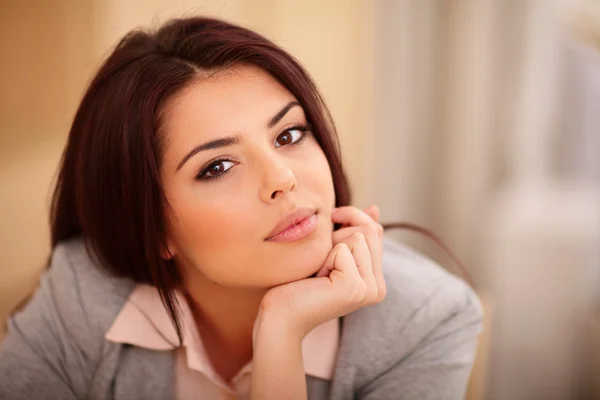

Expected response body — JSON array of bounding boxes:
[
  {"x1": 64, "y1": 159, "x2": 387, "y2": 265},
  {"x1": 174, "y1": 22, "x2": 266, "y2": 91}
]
[{"x1": 105, "y1": 284, "x2": 340, "y2": 400}]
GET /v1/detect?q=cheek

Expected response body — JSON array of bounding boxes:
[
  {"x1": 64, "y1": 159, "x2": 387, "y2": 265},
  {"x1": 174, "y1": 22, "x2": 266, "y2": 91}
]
[
  {"x1": 169, "y1": 197, "x2": 260, "y2": 283},
  {"x1": 305, "y1": 148, "x2": 336, "y2": 205},
  {"x1": 174, "y1": 197, "x2": 250, "y2": 252}
]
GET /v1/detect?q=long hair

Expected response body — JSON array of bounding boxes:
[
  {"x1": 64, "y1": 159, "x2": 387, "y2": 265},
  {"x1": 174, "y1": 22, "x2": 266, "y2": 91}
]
[
  {"x1": 49, "y1": 16, "x2": 473, "y2": 344},
  {"x1": 50, "y1": 17, "x2": 351, "y2": 344}
]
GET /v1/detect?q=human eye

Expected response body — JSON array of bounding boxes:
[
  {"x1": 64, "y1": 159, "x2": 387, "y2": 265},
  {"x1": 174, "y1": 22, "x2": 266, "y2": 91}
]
[
  {"x1": 274, "y1": 124, "x2": 311, "y2": 148},
  {"x1": 196, "y1": 159, "x2": 236, "y2": 181}
]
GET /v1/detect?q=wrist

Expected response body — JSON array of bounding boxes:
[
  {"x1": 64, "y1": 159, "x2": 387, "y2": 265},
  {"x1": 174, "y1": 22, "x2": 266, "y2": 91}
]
[
  {"x1": 249, "y1": 305, "x2": 307, "y2": 400},
  {"x1": 253, "y1": 300, "x2": 306, "y2": 347}
]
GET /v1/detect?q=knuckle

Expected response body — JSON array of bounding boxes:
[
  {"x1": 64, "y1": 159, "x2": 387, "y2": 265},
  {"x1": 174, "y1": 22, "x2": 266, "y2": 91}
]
[
  {"x1": 336, "y1": 242, "x2": 349, "y2": 252},
  {"x1": 377, "y1": 284, "x2": 387, "y2": 302},
  {"x1": 260, "y1": 290, "x2": 277, "y2": 312},
  {"x1": 349, "y1": 281, "x2": 367, "y2": 303},
  {"x1": 365, "y1": 223, "x2": 379, "y2": 238},
  {"x1": 350, "y1": 231, "x2": 365, "y2": 243},
  {"x1": 365, "y1": 288, "x2": 378, "y2": 304}
]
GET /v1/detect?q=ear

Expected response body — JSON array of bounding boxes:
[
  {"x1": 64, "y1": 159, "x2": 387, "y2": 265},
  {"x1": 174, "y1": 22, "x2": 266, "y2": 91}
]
[{"x1": 161, "y1": 240, "x2": 176, "y2": 260}]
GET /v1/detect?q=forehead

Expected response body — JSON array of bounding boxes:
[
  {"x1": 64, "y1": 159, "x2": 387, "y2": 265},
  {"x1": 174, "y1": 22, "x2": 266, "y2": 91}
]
[{"x1": 162, "y1": 64, "x2": 297, "y2": 142}]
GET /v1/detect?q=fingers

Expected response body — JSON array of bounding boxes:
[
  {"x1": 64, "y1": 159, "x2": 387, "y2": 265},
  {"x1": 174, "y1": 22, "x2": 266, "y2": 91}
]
[
  {"x1": 331, "y1": 206, "x2": 386, "y2": 303},
  {"x1": 315, "y1": 240, "x2": 371, "y2": 304},
  {"x1": 336, "y1": 205, "x2": 379, "y2": 229},
  {"x1": 345, "y1": 233, "x2": 378, "y2": 302},
  {"x1": 326, "y1": 232, "x2": 380, "y2": 303},
  {"x1": 333, "y1": 224, "x2": 385, "y2": 302},
  {"x1": 316, "y1": 243, "x2": 359, "y2": 280},
  {"x1": 332, "y1": 206, "x2": 376, "y2": 227},
  {"x1": 332, "y1": 224, "x2": 383, "y2": 244},
  {"x1": 364, "y1": 204, "x2": 380, "y2": 223},
  {"x1": 332, "y1": 218, "x2": 384, "y2": 272},
  {"x1": 315, "y1": 246, "x2": 336, "y2": 278}
]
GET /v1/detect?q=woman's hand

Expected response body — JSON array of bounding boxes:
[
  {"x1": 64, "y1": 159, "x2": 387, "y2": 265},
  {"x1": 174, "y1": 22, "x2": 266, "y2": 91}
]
[
  {"x1": 249, "y1": 205, "x2": 386, "y2": 400},
  {"x1": 256, "y1": 204, "x2": 386, "y2": 341}
]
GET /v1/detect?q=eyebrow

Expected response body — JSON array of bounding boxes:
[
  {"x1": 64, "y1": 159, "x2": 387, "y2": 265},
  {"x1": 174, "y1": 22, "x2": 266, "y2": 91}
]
[
  {"x1": 267, "y1": 101, "x2": 300, "y2": 128},
  {"x1": 176, "y1": 100, "x2": 301, "y2": 172}
]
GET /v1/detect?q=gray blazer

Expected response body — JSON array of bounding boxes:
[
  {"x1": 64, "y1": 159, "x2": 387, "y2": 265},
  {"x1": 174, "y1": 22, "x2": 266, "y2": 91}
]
[{"x1": 0, "y1": 236, "x2": 482, "y2": 399}]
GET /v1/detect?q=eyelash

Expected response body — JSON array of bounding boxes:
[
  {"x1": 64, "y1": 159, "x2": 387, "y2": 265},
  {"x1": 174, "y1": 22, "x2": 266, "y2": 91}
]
[{"x1": 195, "y1": 123, "x2": 312, "y2": 182}]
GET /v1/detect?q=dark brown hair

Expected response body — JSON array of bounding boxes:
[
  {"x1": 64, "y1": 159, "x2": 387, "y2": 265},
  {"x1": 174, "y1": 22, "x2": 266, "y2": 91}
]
[
  {"x1": 50, "y1": 16, "x2": 352, "y2": 343},
  {"x1": 49, "y1": 16, "x2": 472, "y2": 344}
]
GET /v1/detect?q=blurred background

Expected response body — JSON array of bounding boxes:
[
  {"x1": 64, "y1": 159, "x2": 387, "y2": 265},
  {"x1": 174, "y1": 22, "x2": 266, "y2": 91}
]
[{"x1": 1, "y1": 0, "x2": 600, "y2": 399}]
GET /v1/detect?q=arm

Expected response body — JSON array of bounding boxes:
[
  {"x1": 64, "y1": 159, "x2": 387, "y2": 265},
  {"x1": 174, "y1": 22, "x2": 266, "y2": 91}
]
[
  {"x1": 248, "y1": 205, "x2": 385, "y2": 400},
  {"x1": 358, "y1": 289, "x2": 483, "y2": 400},
  {"x1": 0, "y1": 319, "x2": 79, "y2": 400},
  {"x1": 249, "y1": 307, "x2": 307, "y2": 400},
  {"x1": 0, "y1": 244, "x2": 97, "y2": 399}
]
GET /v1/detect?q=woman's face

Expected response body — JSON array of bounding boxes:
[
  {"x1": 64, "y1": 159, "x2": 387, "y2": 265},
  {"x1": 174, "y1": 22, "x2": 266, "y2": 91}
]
[{"x1": 160, "y1": 64, "x2": 336, "y2": 288}]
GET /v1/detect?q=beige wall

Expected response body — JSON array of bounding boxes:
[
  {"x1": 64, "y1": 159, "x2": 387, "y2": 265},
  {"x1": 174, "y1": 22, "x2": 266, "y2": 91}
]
[
  {"x1": 1, "y1": 1, "x2": 73, "y2": 326},
  {"x1": 0, "y1": 0, "x2": 374, "y2": 328}
]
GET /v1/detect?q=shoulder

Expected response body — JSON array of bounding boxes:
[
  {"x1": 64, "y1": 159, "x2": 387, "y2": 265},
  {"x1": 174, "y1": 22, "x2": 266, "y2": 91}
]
[
  {"x1": 10, "y1": 237, "x2": 135, "y2": 353},
  {"x1": 0, "y1": 238, "x2": 136, "y2": 398},
  {"x1": 337, "y1": 235, "x2": 483, "y2": 384},
  {"x1": 378, "y1": 235, "x2": 482, "y2": 322},
  {"x1": 50, "y1": 237, "x2": 135, "y2": 335}
]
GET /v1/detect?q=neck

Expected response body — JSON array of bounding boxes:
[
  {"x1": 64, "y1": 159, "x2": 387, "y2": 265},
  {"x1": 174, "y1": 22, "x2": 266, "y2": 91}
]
[{"x1": 182, "y1": 275, "x2": 267, "y2": 350}]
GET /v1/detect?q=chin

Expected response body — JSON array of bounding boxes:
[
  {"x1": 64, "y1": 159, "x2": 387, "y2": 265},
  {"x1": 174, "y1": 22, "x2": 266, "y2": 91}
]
[
  {"x1": 262, "y1": 216, "x2": 333, "y2": 282},
  {"x1": 277, "y1": 237, "x2": 332, "y2": 283}
]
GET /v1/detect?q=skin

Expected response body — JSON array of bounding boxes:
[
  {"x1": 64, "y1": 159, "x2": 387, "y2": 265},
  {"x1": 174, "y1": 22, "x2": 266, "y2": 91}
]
[{"x1": 159, "y1": 64, "x2": 386, "y2": 398}]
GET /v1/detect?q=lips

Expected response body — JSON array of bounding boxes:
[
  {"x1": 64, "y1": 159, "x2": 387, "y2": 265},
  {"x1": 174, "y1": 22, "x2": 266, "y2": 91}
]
[{"x1": 265, "y1": 207, "x2": 317, "y2": 240}]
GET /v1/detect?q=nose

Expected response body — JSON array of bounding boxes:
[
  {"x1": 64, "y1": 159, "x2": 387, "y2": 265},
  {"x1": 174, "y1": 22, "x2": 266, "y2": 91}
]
[{"x1": 259, "y1": 157, "x2": 297, "y2": 203}]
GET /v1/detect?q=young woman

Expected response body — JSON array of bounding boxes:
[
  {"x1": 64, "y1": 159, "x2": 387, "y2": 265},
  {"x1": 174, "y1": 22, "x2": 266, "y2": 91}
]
[{"x1": 0, "y1": 17, "x2": 482, "y2": 400}]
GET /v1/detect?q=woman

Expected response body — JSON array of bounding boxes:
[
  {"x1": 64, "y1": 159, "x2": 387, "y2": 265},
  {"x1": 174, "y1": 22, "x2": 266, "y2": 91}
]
[{"x1": 0, "y1": 17, "x2": 482, "y2": 399}]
